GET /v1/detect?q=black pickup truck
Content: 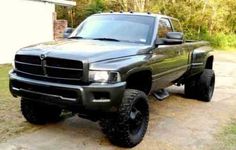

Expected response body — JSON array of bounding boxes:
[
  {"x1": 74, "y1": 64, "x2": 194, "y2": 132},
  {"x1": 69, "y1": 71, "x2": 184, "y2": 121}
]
[{"x1": 9, "y1": 12, "x2": 215, "y2": 147}]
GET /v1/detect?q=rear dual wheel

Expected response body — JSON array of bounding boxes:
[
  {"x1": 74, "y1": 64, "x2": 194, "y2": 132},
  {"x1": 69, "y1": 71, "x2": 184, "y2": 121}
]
[{"x1": 185, "y1": 69, "x2": 215, "y2": 102}]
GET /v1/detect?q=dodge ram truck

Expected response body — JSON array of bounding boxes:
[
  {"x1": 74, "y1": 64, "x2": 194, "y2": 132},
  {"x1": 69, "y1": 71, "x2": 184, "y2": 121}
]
[{"x1": 9, "y1": 12, "x2": 215, "y2": 147}]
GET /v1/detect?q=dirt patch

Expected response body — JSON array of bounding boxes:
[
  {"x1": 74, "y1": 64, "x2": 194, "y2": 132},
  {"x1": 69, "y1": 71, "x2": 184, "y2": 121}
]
[
  {"x1": 0, "y1": 65, "x2": 41, "y2": 142},
  {"x1": 0, "y1": 51, "x2": 236, "y2": 149}
]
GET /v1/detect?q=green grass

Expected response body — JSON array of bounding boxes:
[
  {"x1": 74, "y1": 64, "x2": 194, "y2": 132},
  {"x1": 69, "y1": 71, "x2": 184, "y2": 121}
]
[
  {"x1": 0, "y1": 64, "x2": 11, "y2": 95},
  {"x1": 0, "y1": 65, "x2": 40, "y2": 142},
  {"x1": 214, "y1": 119, "x2": 236, "y2": 150},
  {"x1": 201, "y1": 33, "x2": 236, "y2": 50}
]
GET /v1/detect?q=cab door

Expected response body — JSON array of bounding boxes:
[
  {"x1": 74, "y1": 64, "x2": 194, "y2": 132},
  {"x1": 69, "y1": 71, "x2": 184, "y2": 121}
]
[{"x1": 150, "y1": 18, "x2": 188, "y2": 90}]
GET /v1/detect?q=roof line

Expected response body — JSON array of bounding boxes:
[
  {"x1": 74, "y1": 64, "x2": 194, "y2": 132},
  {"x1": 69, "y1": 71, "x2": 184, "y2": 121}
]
[{"x1": 37, "y1": 0, "x2": 76, "y2": 6}]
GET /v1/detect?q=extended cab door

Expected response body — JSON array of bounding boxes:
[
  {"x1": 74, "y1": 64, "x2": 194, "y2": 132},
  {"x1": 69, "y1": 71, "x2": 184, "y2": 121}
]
[{"x1": 150, "y1": 18, "x2": 189, "y2": 90}]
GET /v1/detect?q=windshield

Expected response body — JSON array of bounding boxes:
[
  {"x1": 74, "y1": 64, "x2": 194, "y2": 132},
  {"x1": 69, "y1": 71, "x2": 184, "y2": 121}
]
[{"x1": 71, "y1": 14, "x2": 155, "y2": 44}]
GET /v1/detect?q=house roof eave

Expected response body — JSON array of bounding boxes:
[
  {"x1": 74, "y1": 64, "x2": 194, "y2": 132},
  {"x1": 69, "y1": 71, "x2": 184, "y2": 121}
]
[{"x1": 39, "y1": 0, "x2": 76, "y2": 7}]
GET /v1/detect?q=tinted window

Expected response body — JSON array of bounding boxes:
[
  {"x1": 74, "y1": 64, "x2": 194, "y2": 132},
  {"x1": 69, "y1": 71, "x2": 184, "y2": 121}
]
[
  {"x1": 158, "y1": 18, "x2": 173, "y2": 38},
  {"x1": 73, "y1": 15, "x2": 155, "y2": 44},
  {"x1": 65, "y1": 28, "x2": 73, "y2": 33},
  {"x1": 171, "y1": 19, "x2": 182, "y2": 32}
]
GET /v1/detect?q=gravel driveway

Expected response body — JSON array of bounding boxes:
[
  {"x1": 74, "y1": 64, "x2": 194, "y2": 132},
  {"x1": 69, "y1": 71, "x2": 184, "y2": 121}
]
[{"x1": 1, "y1": 51, "x2": 236, "y2": 150}]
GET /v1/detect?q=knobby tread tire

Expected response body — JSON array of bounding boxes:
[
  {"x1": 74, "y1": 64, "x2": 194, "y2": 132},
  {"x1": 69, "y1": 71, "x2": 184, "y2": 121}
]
[
  {"x1": 99, "y1": 89, "x2": 149, "y2": 148},
  {"x1": 21, "y1": 98, "x2": 62, "y2": 125}
]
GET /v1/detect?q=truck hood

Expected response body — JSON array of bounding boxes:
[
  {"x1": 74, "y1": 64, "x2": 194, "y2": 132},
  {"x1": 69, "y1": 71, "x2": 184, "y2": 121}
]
[{"x1": 17, "y1": 40, "x2": 151, "y2": 63}]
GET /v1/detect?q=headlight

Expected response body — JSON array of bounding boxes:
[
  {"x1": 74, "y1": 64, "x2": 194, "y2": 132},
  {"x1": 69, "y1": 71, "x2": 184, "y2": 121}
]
[
  {"x1": 89, "y1": 71, "x2": 109, "y2": 83},
  {"x1": 89, "y1": 71, "x2": 121, "y2": 83}
]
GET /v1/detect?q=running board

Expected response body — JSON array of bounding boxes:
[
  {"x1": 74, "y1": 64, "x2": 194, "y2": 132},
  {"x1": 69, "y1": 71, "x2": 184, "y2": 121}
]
[{"x1": 153, "y1": 89, "x2": 170, "y2": 101}]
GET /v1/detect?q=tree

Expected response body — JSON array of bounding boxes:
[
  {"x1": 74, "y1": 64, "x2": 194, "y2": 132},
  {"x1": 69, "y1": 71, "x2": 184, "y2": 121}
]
[{"x1": 56, "y1": 0, "x2": 236, "y2": 47}]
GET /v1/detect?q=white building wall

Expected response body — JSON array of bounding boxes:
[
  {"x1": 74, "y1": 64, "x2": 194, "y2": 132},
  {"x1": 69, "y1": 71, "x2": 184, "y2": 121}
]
[{"x1": 0, "y1": 0, "x2": 55, "y2": 64}]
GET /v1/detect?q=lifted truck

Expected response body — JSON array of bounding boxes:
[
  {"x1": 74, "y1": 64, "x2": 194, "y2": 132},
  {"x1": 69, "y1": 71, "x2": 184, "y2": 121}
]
[{"x1": 9, "y1": 12, "x2": 215, "y2": 147}]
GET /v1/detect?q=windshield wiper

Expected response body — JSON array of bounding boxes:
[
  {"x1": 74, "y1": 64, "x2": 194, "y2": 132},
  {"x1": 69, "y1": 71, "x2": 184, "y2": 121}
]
[
  {"x1": 68, "y1": 36, "x2": 85, "y2": 39},
  {"x1": 92, "y1": 38, "x2": 120, "y2": 42}
]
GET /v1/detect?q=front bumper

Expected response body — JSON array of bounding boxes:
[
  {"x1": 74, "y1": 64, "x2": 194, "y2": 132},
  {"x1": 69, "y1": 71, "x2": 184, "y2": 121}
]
[{"x1": 9, "y1": 71, "x2": 126, "y2": 112}]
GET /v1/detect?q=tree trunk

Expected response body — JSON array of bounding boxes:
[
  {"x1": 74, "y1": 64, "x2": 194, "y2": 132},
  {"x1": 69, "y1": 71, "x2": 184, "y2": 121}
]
[{"x1": 134, "y1": 0, "x2": 146, "y2": 12}]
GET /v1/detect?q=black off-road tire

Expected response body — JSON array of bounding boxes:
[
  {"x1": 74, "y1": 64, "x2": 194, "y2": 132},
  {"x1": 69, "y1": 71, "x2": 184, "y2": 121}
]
[
  {"x1": 185, "y1": 69, "x2": 215, "y2": 102},
  {"x1": 99, "y1": 89, "x2": 149, "y2": 148},
  {"x1": 197, "y1": 69, "x2": 215, "y2": 101},
  {"x1": 184, "y1": 76, "x2": 199, "y2": 99},
  {"x1": 21, "y1": 98, "x2": 62, "y2": 125}
]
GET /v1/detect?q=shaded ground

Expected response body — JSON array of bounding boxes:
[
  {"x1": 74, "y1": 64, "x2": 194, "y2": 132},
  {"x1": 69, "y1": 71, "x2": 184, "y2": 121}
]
[{"x1": 0, "y1": 51, "x2": 236, "y2": 150}]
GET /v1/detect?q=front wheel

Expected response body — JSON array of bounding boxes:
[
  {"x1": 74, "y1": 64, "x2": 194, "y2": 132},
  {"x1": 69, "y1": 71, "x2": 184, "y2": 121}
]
[
  {"x1": 21, "y1": 98, "x2": 62, "y2": 125},
  {"x1": 99, "y1": 89, "x2": 149, "y2": 148}
]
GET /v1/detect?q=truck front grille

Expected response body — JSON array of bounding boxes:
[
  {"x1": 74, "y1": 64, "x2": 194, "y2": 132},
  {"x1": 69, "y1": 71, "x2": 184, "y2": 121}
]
[{"x1": 15, "y1": 55, "x2": 84, "y2": 84}]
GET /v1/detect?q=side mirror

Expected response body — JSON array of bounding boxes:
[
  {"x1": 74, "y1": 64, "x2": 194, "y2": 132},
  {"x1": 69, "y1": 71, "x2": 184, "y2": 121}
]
[
  {"x1": 164, "y1": 32, "x2": 184, "y2": 44},
  {"x1": 63, "y1": 27, "x2": 74, "y2": 39},
  {"x1": 156, "y1": 32, "x2": 184, "y2": 46}
]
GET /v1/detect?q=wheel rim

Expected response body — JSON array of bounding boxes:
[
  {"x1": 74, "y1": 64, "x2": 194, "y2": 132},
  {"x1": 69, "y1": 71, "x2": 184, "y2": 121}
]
[{"x1": 128, "y1": 98, "x2": 148, "y2": 136}]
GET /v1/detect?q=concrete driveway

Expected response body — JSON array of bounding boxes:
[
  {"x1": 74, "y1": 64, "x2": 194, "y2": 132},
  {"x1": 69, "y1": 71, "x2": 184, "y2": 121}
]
[{"x1": 1, "y1": 51, "x2": 236, "y2": 150}]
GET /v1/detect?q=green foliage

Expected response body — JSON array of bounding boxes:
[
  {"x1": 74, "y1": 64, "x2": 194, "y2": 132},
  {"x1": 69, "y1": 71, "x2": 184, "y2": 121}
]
[
  {"x1": 201, "y1": 33, "x2": 236, "y2": 49},
  {"x1": 56, "y1": 0, "x2": 236, "y2": 49},
  {"x1": 85, "y1": 0, "x2": 105, "y2": 15}
]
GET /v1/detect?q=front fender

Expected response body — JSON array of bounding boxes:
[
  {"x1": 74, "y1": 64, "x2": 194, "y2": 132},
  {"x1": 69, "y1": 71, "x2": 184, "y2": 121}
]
[{"x1": 89, "y1": 55, "x2": 153, "y2": 80}]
